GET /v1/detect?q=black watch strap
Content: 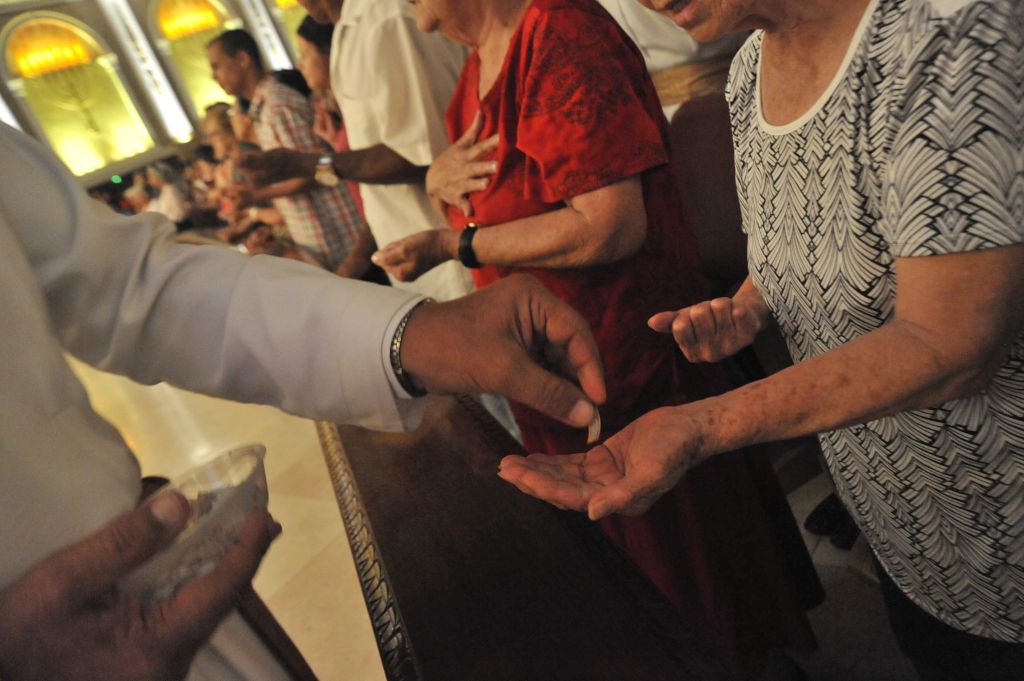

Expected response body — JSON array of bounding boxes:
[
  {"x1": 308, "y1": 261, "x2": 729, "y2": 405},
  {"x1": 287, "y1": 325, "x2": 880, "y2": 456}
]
[{"x1": 458, "y1": 223, "x2": 482, "y2": 269}]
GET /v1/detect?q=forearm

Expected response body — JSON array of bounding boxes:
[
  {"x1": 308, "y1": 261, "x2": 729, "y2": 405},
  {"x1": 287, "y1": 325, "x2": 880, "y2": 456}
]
[
  {"x1": 470, "y1": 206, "x2": 644, "y2": 269},
  {"x1": 103, "y1": 239, "x2": 422, "y2": 427},
  {"x1": 251, "y1": 177, "x2": 314, "y2": 203},
  {"x1": 467, "y1": 176, "x2": 647, "y2": 268},
  {"x1": 0, "y1": 125, "x2": 422, "y2": 430},
  {"x1": 691, "y1": 320, "x2": 1004, "y2": 457},
  {"x1": 251, "y1": 206, "x2": 283, "y2": 226},
  {"x1": 332, "y1": 144, "x2": 427, "y2": 185}
]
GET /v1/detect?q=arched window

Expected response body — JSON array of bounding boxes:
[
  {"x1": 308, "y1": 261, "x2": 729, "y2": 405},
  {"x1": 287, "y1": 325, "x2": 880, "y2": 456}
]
[
  {"x1": 2, "y1": 14, "x2": 154, "y2": 176},
  {"x1": 152, "y1": 0, "x2": 238, "y2": 116}
]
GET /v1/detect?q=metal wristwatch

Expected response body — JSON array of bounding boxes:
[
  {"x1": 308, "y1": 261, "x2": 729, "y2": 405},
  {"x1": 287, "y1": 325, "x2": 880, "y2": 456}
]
[
  {"x1": 313, "y1": 154, "x2": 340, "y2": 187},
  {"x1": 458, "y1": 223, "x2": 482, "y2": 269}
]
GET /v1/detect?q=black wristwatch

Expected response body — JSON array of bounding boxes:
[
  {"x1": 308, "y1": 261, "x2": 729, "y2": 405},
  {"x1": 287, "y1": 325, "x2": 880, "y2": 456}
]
[{"x1": 458, "y1": 223, "x2": 482, "y2": 269}]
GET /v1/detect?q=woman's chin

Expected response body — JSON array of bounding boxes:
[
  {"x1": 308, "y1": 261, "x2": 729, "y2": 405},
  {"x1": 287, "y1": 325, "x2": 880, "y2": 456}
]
[{"x1": 667, "y1": 0, "x2": 699, "y2": 27}]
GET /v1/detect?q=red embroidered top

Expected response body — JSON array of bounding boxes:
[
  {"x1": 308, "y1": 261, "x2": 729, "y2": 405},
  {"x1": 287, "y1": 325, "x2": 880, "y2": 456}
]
[{"x1": 446, "y1": 0, "x2": 709, "y2": 430}]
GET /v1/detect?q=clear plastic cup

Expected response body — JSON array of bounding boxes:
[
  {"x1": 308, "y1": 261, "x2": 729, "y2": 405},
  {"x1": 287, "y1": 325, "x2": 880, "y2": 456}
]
[{"x1": 120, "y1": 443, "x2": 268, "y2": 603}]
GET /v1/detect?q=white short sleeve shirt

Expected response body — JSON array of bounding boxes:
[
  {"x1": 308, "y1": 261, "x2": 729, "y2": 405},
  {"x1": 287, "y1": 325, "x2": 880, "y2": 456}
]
[{"x1": 330, "y1": 0, "x2": 475, "y2": 301}]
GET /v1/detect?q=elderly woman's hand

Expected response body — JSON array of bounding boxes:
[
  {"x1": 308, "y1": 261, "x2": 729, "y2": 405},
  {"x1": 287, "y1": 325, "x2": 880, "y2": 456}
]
[
  {"x1": 371, "y1": 229, "x2": 457, "y2": 282},
  {"x1": 426, "y1": 112, "x2": 499, "y2": 218},
  {"x1": 648, "y1": 277, "x2": 771, "y2": 363},
  {"x1": 498, "y1": 404, "x2": 712, "y2": 519}
]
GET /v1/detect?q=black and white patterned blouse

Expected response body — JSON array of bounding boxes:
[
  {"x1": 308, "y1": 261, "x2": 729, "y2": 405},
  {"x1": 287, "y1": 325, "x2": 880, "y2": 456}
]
[{"x1": 728, "y1": 0, "x2": 1023, "y2": 641}]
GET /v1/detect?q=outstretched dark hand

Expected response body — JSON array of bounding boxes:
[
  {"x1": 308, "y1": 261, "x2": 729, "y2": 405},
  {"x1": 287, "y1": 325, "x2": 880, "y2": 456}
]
[{"x1": 401, "y1": 273, "x2": 606, "y2": 429}]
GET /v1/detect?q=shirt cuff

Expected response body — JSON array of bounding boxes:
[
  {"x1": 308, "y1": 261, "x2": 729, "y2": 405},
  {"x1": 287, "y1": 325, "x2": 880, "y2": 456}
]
[{"x1": 329, "y1": 281, "x2": 426, "y2": 432}]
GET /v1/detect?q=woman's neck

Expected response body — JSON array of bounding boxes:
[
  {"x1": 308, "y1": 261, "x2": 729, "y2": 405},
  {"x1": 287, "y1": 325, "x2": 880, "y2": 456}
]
[
  {"x1": 759, "y1": 0, "x2": 870, "y2": 51},
  {"x1": 473, "y1": 0, "x2": 529, "y2": 55},
  {"x1": 472, "y1": 0, "x2": 530, "y2": 99},
  {"x1": 758, "y1": 0, "x2": 873, "y2": 126}
]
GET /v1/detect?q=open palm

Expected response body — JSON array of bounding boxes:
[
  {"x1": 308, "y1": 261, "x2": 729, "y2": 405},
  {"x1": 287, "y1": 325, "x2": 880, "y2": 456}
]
[{"x1": 499, "y1": 405, "x2": 706, "y2": 519}]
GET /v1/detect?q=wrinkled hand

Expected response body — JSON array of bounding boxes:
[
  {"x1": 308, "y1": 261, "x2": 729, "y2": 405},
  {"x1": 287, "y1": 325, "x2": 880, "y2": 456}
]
[
  {"x1": 426, "y1": 112, "x2": 499, "y2": 217},
  {"x1": 237, "y1": 148, "x2": 318, "y2": 188},
  {"x1": 0, "y1": 492, "x2": 279, "y2": 681},
  {"x1": 371, "y1": 229, "x2": 455, "y2": 282},
  {"x1": 401, "y1": 273, "x2": 606, "y2": 428},
  {"x1": 499, "y1": 405, "x2": 710, "y2": 519},
  {"x1": 648, "y1": 288, "x2": 769, "y2": 363}
]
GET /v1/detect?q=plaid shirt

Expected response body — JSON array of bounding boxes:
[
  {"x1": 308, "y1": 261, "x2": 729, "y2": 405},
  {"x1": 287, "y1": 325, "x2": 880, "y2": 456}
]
[{"x1": 251, "y1": 77, "x2": 365, "y2": 271}]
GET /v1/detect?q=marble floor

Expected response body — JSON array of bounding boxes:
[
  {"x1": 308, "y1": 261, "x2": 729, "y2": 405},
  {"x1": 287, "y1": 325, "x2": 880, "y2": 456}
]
[
  {"x1": 786, "y1": 474, "x2": 917, "y2": 681},
  {"x1": 72, "y1": 358, "x2": 919, "y2": 681},
  {"x1": 70, "y1": 359, "x2": 386, "y2": 681}
]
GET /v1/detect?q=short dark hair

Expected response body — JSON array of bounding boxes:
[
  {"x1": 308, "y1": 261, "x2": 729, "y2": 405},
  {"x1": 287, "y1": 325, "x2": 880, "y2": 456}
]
[
  {"x1": 209, "y1": 29, "x2": 264, "y2": 72},
  {"x1": 297, "y1": 15, "x2": 334, "y2": 55}
]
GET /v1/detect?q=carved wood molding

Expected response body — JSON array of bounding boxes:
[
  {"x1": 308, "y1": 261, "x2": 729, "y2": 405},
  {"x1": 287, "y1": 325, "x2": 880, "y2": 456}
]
[{"x1": 315, "y1": 420, "x2": 423, "y2": 681}]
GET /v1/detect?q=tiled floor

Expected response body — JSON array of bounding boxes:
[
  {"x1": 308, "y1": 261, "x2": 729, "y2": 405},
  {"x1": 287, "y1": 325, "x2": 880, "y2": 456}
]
[
  {"x1": 787, "y1": 474, "x2": 918, "y2": 681},
  {"x1": 70, "y1": 359, "x2": 386, "y2": 681},
  {"x1": 73, "y1": 358, "x2": 920, "y2": 681}
]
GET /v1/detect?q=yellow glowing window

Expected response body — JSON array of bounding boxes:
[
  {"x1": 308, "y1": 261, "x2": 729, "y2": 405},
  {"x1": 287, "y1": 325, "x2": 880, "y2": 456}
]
[
  {"x1": 154, "y1": 0, "x2": 236, "y2": 116},
  {"x1": 3, "y1": 16, "x2": 154, "y2": 176},
  {"x1": 273, "y1": 0, "x2": 306, "y2": 56}
]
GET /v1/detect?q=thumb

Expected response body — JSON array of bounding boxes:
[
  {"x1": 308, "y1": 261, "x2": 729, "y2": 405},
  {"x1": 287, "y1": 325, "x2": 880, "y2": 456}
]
[
  {"x1": 647, "y1": 310, "x2": 678, "y2": 333},
  {"x1": 500, "y1": 351, "x2": 597, "y2": 429},
  {"x1": 156, "y1": 511, "x2": 277, "y2": 648},
  {"x1": 39, "y1": 492, "x2": 189, "y2": 607},
  {"x1": 587, "y1": 480, "x2": 651, "y2": 521}
]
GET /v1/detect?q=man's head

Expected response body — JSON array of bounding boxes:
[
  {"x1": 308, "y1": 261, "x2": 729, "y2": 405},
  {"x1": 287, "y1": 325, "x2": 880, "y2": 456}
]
[
  {"x1": 635, "y1": 0, "x2": 759, "y2": 42},
  {"x1": 296, "y1": 0, "x2": 343, "y2": 25},
  {"x1": 207, "y1": 29, "x2": 264, "y2": 98}
]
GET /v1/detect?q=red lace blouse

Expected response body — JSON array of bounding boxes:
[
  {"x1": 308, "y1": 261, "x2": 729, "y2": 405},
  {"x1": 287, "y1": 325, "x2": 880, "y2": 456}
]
[{"x1": 446, "y1": 0, "x2": 709, "y2": 430}]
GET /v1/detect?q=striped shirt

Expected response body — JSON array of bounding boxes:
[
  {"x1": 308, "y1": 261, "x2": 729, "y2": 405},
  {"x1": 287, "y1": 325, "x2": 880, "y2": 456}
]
[{"x1": 251, "y1": 77, "x2": 365, "y2": 271}]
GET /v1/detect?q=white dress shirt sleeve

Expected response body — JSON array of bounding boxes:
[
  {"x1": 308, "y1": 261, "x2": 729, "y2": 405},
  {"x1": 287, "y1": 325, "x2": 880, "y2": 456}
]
[{"x1": 0, "y1": 123, "x2": 425, "y2": 432}]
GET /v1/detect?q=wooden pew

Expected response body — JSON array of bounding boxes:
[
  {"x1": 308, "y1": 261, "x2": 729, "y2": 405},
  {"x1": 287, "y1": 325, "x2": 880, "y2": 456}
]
[{"x1": 317, "y1": 395, "x2": 732, "y2": 681}]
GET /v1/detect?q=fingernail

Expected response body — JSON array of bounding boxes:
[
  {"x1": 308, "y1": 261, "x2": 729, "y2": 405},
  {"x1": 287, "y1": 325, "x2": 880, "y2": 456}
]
[
  {"x1": 568, "y1": 399, "x2": 595, "y2": 428},
  {"x1": 150, "y1": 492, "x2": 186, "y2": 528},
  {"x1": 370, "y1": 253, "x2": 382, "y2": 264}
]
